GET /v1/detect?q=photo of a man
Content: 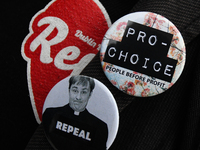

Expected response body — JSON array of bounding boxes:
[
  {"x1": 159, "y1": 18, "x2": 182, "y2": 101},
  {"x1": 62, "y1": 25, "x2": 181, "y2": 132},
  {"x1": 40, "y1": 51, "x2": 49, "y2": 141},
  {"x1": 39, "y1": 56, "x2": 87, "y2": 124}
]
[
  {"x1": 42, "y1": 76, "x2": 109, "y2": 150},
  {"x1": 68, "y1": 75, "x2": 95, "y2": 114}
]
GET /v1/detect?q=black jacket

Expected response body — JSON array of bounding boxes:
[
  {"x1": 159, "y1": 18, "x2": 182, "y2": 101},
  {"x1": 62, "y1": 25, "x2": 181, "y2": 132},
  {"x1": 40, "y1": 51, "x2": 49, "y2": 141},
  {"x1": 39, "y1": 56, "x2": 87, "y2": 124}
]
[{"x1": 2, "y1": 0, "x2": 200, "y2": 150}]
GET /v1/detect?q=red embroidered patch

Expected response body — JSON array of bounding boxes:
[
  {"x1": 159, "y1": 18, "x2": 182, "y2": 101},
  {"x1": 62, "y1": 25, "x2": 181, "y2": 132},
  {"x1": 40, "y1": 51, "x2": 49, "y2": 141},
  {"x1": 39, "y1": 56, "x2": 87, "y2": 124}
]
[{"x1": 21, "y1": 0, "x2": 111, "y2": 123}]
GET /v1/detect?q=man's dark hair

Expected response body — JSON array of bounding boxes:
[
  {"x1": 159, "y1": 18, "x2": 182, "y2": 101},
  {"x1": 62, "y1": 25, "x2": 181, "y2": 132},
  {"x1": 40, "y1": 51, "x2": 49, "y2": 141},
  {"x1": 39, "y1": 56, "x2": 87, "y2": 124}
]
[{"x1": 69, "y1": 76, "x2": 95, "y2": 92}]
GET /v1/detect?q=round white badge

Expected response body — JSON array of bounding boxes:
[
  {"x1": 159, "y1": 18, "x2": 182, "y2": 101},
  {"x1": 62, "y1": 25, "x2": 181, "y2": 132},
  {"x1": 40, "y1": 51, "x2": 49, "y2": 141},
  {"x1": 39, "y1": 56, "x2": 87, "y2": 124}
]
[
  {"x1": 100, "y1": 11, "x2": 186, "y2": 97},
  {"x1": 42, "y1": 75, "x2": 119, "y2": 150}
]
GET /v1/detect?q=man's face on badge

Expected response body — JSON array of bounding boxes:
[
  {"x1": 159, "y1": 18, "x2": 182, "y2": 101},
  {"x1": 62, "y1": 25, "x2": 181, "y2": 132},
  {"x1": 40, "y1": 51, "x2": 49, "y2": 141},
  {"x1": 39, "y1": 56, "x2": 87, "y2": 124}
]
[{"x1": 69, "y1": 81, "x2": 91, "y2": 112}]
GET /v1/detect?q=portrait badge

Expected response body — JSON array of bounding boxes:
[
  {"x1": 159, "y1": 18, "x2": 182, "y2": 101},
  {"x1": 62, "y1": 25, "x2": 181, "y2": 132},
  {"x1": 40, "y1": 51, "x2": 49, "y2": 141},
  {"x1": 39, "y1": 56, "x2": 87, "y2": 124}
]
[{"x1": 42, "y1": 75, "x2": 119, "y2": 150}]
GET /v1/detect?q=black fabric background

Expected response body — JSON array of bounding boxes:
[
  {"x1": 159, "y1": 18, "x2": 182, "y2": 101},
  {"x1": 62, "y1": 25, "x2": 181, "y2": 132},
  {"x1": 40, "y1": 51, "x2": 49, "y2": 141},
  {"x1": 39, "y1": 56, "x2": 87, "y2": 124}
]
[
  {"x1": 1, "y1": 0, "x2": 200, "y2": 149},
  {"x1": 1, "y1": 1, "x2": 51, "y2": 149}
]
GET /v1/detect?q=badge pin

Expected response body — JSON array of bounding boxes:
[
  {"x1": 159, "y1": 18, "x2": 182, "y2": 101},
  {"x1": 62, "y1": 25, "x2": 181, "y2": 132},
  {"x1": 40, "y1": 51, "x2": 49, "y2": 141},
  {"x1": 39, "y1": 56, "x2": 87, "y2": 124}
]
[
  {"x1": 21, "y1": 0, "x2": 111, "y2": 123},
  {"x1": 42, "y1": 75, "x2": 119, "y2": 150},
  {"x1": 100, "y1": 12, "x2": 186, "y2": 97}
]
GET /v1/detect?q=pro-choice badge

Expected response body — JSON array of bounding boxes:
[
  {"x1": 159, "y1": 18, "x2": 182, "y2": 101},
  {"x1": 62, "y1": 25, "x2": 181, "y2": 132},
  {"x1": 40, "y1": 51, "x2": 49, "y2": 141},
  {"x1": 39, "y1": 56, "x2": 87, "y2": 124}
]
[
  {"x1": 42, "y1": 75, "x2": 119, "y2": 150},
  {"x1": 100, "y1": 12, "x2": 186, "y2": 97}
]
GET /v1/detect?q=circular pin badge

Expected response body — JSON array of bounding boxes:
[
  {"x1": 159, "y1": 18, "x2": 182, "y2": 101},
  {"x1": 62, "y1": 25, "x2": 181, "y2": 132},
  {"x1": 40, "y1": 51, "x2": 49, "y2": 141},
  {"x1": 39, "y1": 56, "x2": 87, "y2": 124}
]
[
  {"x1": 42, "y1": 75, "x2": 119, "y2": 150},
  {"x1": 100, "y1": 11, "x2": 186, "y2": 97}
]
